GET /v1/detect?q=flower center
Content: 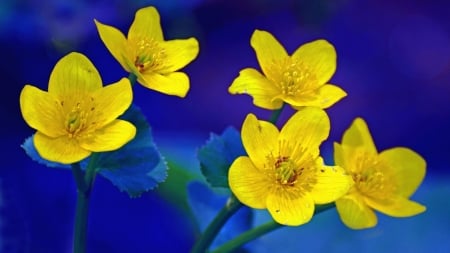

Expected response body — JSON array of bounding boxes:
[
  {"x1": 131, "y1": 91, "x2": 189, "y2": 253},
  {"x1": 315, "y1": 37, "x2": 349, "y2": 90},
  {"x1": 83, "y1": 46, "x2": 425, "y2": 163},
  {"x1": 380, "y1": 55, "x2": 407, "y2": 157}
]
[
  {"x1": 352, "y1": 154, "x2": 396, "y2": 199},
  {"x1": 274, "y1": 156, "x2": 302, "y2": 186},
  {"x1": 60, "y1": 97, "x2": 99, "y2": 138},
  {"x1": 129, "y1": 37, "x2": 165, "y2": 73},
  {"x1": 267, "y1": 58, "x2": 318, "y2": 97}
]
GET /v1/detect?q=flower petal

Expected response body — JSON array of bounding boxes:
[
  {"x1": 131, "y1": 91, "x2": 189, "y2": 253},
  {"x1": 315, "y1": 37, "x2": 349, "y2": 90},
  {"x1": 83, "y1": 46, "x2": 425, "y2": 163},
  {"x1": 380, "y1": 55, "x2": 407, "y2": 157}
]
[
  {"x1": 79, "y1": 119, "x2": 136, "y2": 152},
  {"x1": 341, "y1": 118, "x2": 377, "y2": 154},
  {"x1": 91, "y1": 78, "x2": 133, "y2": 127},
  {"x1": 292, "y1": 39, "x2": 336, "y2": 84},
  {"x1": 335, "y1": 193, "x2": 377, "y2": 229},
  {"x1": 310, "y1": 162, "x2": 353, "y2": 204},
  {"x1": 266, "y1": 190, "x2": 314, "y2": 226},
  {"x1": 139, "y1": 72, "x2": 190, "y2": 97},
  {"x1": 290, "y1": 84, "x2": 347, "y2": 109},
  {"x1": 333, "y1": 142, "x2": 348, "y2": 169},
  {"x1": 228, "y1": 68, "x2": 283, "y2": 110},
  {"x1": 365, "y1": 196, "x2": 426, "y2": 217},
  {"x1": 159, "y1": 38, "x2": 199, "y2": 73},
  {"x1": 128, "y1": 6, "x2": 163, "y2": 42},
  {"x1": 250, "y1": 30, "x2": 288, "y2": 77},
  {"x1": 34, "y1": 132, "x2": 90, "y2": 164},
  {"x1": 94, "y1": 20, "x2": 130, "y2": 72},
  {"x1": 379, "y1": 147, "x2": 426, "y2": 197},
  {"x1": 48, "y1": 52, "x2": 102, "y2": 97},
  {"x1": 20, "y1": 85, "x2": 65, "y2": 137},
  {"x1": 241, "y1": 113, "x2": 279, "y2": 169},
  {"x1": 228, "y1": 156, "x2": 271, "y2": 209},
  {"x1": 279, "y1": 107, "x2": 329, "y2": 160}
]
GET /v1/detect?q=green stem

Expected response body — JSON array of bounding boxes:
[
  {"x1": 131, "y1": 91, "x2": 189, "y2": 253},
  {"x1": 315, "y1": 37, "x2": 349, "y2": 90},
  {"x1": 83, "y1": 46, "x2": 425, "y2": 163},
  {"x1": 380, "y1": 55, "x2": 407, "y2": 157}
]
[
  {"x1": 128, "y1": 73, "x2": 137, "y2": 86},
  {"x1": 211, "y1": 203, "x2": 335, "y2": 253},
  {"x1": 73, "y1": 188, "x2": 89, "y2": 253},
  {"x1": 269, "y1": 103, "x2": 286, "y2": 124},
  {"x1": 212, "y1": 221, "x2": 282, "y2": 253},
  {"x1": 71, "y1": 163, "x2": 86, "y2": 192},
  {"x1": 84, "y1": 153, "x2": 100, "y2": 192},
  {"x1": 190, "y1": 104, "x2": 286, "y2": 252},
  {"x1": 72, "y1": 153, "x2": 100, "y2": 253},
  {"x1": 190, "y1": 195, "x2": 243, "y2": 253}
]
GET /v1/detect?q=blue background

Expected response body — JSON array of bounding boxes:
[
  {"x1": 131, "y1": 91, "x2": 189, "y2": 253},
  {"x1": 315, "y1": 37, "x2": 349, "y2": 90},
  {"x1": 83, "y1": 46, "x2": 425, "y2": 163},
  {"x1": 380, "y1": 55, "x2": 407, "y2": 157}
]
[{"x1": 1, "y1": 0, "x2": 449, "y2": 252}]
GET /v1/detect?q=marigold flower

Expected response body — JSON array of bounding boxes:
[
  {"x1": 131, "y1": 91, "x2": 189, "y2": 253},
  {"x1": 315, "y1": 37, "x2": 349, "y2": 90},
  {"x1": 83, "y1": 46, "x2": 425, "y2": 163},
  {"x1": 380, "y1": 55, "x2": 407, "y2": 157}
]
[
  {"x1": 334, "y1": 118, "x2": 426, "y2": 229},
  {"x1": 229, "y1": 29, "x2": 346, "y2": 110},
  {"x1": 20, "y1": 52, "x2": 136, "y2": 164},
  {"x1": 94, "y1": 6, "x2": 199, "y2": 97},
  {"x1": 228, "y1": 108, "x2": 352, "y2": 226}
]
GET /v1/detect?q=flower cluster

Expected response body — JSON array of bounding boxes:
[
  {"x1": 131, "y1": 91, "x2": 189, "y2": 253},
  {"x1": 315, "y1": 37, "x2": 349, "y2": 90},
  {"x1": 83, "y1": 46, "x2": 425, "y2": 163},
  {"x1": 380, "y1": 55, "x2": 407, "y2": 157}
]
[
  {"x1": 19, "y1": 5, "x2": 426, "y2": 253},
  {"x1": 21, "y1": 7, "x2": 199, "y2": 165},
  {"x1": 227, "y1": 29, "x2": 426, "y2": 228}
]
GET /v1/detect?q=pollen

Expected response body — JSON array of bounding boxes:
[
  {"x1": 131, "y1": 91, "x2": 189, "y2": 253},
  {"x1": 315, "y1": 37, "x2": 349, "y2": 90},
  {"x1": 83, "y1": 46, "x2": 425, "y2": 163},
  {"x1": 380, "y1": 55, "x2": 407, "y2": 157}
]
[
  {"x1": 267, "y1": 58, "x2": 318, "y2": 97},
  {"x1": 274, "y1": 156, "x2": 299, "y2": 186},
  {"x1": 352, "y1": 154, "x2": 396, "y2": 199},
  {"x1": 129, "y1": 37, "x2": 166, "y2": 73},
  {"x1": 63, "y1": 97, "x2": 98, "y2": 138}
]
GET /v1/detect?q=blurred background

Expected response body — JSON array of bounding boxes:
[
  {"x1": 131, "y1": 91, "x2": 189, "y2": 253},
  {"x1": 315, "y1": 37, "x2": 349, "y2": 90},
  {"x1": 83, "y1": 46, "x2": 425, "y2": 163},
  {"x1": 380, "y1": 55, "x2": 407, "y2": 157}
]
[{"x1": 1, "y1": 0, "x2": 449, "y2": 252}]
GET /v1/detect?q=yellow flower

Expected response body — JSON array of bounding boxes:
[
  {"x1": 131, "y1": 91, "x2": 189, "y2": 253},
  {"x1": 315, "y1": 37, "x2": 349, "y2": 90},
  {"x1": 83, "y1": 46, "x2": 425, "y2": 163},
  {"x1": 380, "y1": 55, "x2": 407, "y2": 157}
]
[
  {"x1": 94, "y1": 6, "x2": 199, "y2": 97},
  {"x1": 20, "y1": 52, "x2": 136, "y2": 164},
  {"x1": 229, "y1": 29, "x2": 346, "y2": 110},
  {"x1": 334, "y1": 118, "x2": 426, "y2": 229},
  {"x1": 228, "y1": 108, "x2": 352, "y2": 226}
]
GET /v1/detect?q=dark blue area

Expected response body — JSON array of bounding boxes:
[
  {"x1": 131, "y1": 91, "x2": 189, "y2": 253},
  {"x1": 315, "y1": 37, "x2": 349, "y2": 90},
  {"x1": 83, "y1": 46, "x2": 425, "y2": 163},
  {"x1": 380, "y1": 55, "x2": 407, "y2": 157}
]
[{"x1": 2, "y1": 0, "x2": 450, "y2": 252}]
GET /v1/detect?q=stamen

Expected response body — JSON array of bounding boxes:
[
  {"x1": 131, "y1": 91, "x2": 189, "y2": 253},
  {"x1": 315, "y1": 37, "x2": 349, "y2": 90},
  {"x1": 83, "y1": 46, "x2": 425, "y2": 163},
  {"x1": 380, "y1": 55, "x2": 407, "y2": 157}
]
[
  {"x1": 274, "y1": 156, "x2": 298, "y2": 186},
  {"x1": 352, "y1": 153, "x2": 396, "y2": 198},
  {"x1": 129, "y1": 37, "x2": 166, "y2": 73},
  {"x1": 267, "y1": 58, "x2": 318, "y2": 97},
  {"x1": 63, "y1": 97, "x2": 98, "y2": 138}
]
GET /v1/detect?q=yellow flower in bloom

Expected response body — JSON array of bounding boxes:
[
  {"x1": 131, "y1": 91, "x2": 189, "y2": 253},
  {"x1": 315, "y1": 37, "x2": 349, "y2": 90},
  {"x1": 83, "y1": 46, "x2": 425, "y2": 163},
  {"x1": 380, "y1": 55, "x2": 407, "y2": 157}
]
[
  {"x1": 229, "y1": 108, "x2": 352, "y2": 226},
  {"x1": 94, "y1": 6, "x2": 199, "y2": 97},
  {"x1": 229, "y1": 30, "x2": 346, "y2": 110},
  {"x1": 334, "y1": 118, "x2": 426, "y2": 229},
  {"x1": 20, "y1": 52, "x2": 136, "y2": 164}
]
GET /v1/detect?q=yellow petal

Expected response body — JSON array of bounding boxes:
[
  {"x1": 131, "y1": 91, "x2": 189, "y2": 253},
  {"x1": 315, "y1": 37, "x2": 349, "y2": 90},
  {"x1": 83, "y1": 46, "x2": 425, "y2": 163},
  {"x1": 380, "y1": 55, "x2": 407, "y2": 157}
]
[
  {"x1": 341, "y1": 118, "x2": 377, "y2": 154},
  {"x1": 34, "y1": 132, "x2": 90, "y2": 164},
  {"x1": 139, "y1": 72, "x2": 190, "y2": 97},
  {"x1": 333, "y1": 142, "x2": 348, "y2": 169},
  {"x1": 279, "y1": 107, "x2": 329, "y2": 160},
  {"x1": 290, "y1": 84, "x2": 347, "y2": 109},
  {"x1": 250, "y1": 30, "x2": 288, "y2": 77},
  {"x1": 335, "y1": 193, "x2": 377, "y2": 229},
  {"x1": 128, "y1": 6, "x2": 163, "y2": 42},
  {"x1": 266, "y1": 190, "x2": 314, "y2": 226},
  {"x1": 20, "y1": 85, "x2": 65, "y2": 137},
  {"x1": 79, "y1": 119, "x2": 136, "y2": 152},
  {"x1": 310, "y1": 163, "x2": 353, "y2": 204},
  {"x1": 379, "y1": 147, "x2": 426, "y2": 197},
  {"x1": 228, "y1": 68, "x2": 283, "y2": 110},
  {"x1": 365, "y1": 196, "x2": 426, "y2": 217},
  {"x1": 241, "y1": 113, "x2": 279, "y2": 169},
  {"x1": 292, "y1": 39, "x2": 336, "y2": 84},
  {"x1": 48, "y1": 52, "x2": 102, "y2": 97},
  {"x1": 159, "y1": 38, "x2": 199, "y2": 73},
  {"x1": 228, "y1": 156, "x2": 271, "y2": 209},
  {"x1": 94, "y1": 20, "x2": 130, "y2": 72},
  {"x1": 91, "y1": 78, "x2": 132, "y2": 128}
]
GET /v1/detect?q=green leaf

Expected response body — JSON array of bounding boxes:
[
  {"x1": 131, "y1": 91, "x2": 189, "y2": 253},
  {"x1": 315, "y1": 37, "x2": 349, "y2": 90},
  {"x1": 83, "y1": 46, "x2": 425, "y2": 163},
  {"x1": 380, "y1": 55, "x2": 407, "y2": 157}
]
[
  {"x1": 197, "y1": 127, "x2": 246, "y2": 188},
  {"x1": 96, "y1": 105, "x2": 168, "y2": 197}
]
